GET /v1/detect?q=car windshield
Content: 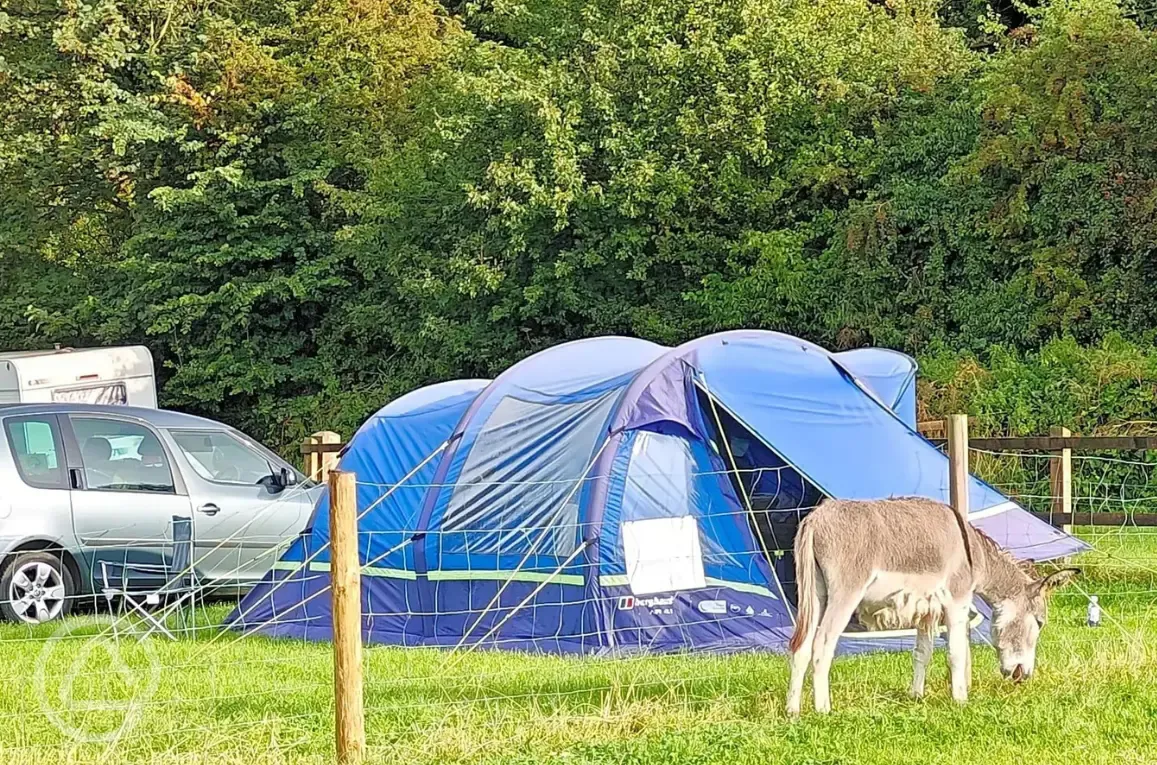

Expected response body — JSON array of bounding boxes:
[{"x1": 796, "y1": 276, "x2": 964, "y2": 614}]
[{"x1": 170, "y1": 429, "x2": 310, "y2": 487}]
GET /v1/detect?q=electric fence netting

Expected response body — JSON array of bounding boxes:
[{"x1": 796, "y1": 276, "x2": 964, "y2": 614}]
[{"x1": 1, "y1": 427, "x2": 1155, "y2": 764}]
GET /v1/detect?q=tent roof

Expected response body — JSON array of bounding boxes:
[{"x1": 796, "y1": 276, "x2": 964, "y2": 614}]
[
  {"x1": 833, "y1": 347, "x2": 917, "y2": 414},
  {"x1": 345, "y1": 330, "x2": 1083, "y2": 561},
  {"x1": 373, "y1": 379, "x2": 490, "y2": 417},
  {"x1": 479, "y1": 336, "x2": 667, "y2": 398}
]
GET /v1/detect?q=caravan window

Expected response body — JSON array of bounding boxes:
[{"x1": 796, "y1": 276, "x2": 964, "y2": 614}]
[{"x1": 52, "y1": 382, "x2": 128, "y2": 405}]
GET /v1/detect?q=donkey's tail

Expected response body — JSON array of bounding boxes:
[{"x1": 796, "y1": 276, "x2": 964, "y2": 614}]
[{"x1": 788, "y1": 519, "x2": 819, "y2": 654}]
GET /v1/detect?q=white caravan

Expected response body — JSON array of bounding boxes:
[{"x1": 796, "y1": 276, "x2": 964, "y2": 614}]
[{"x1": 0, "y1": 346, "x2": 157, "y2": 407}]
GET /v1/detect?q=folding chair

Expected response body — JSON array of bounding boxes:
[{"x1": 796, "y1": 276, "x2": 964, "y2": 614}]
[{"x1": 101, "y1": 516, "x2": 200, "y2": 640}]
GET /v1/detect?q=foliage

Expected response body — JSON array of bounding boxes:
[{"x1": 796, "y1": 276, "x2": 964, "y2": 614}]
[
  {"x1": 1, "y1": 0, "x2": 462, "y2": 444},
  {"x1": 920, "y1": 334, "x2": 1157, "y2": 516},
  {"x1": 3, "y1": 0, "x2": 1157, "y2": 448},
  {"x1": 920, "y1": 334, "x2": 1157, "y2": 435},
  {"x1": 827, "y1": 0, "x2": 1157, "y2": 352},
  {"x1": 354, "y1": 0, "x2": 970, "y2": 367}
]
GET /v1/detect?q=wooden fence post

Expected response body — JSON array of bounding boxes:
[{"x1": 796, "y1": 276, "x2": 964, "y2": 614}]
[
  {"x1": 1050, "y1": 425, "x2": 1073, "y2": 533},
  {"x1": 947, "y1": 414, "x2": 970, "y2": 521},
  {"x1": 305, "y1": 431, "x2": 342, "y2": 483},
  {"x1": 330, "y1": 469, "x2": 365, "y2": 765},
  {"x1": 303, "y1": 436, "x2": 316, "y2": 478}
]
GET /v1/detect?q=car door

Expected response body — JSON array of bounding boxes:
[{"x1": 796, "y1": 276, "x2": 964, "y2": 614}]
[
  {"x1": 64, "y1": 415, "x2": 192, "y2": 591},
  {"x1": 1, "y1": 413, "x2": 75, "y2": 619},
  {"x1": 166, "y1": 429, "x2": 311, "y2": 585}
]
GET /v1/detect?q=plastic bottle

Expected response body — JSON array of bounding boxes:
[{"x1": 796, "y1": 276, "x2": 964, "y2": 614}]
[{"x1": 1086, "y1": 595, "x2": 1101, "y2": 627}]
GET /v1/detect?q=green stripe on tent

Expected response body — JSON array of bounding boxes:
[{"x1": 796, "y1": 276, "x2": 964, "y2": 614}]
[
  {"x1": 427, "y1": 570, "x2": 584, "y2": 586},
  {"x1": 282, "y1": 561, "x2": 418, "y2": 580},
  {"x1": 277, "y1": 565, "x2": 774, "y2": 595},
  {"x1": 362, "y1": 566, "x2": 417, "y2": 580}
]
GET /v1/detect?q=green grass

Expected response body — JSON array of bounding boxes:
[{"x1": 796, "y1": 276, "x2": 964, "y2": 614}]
[{"x1": 2, "y1": 528, "x2": 1155, "y2": 765}]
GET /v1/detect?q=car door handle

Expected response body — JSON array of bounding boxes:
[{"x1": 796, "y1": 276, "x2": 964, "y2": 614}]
[{"x1": 197, "y1": 503, "x2": 221, "y2": 516}]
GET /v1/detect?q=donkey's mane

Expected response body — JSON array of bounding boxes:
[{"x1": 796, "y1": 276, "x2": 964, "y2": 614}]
[
  {"x1": 886, "y1": 496, "x2": 1028, "y2": 575},
  {"x1": 971, "y1": 524, "x2": 1033, "y2": 579}
]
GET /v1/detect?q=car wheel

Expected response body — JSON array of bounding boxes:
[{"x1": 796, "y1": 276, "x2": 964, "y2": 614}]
[{"x1": 0, "y1": 551, "x2": 74, "y2": 624}]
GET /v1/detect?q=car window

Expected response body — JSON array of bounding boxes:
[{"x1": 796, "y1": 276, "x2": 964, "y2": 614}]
[
  {"x1": 71, "y1": 417, "x2": 175, "y2": 493},
  {"x1": 3, "y1": 417, "x2": 66, "y2": 490},
  {"x1": 171, "y1": 430, "x2": 275, "y2": 486}
]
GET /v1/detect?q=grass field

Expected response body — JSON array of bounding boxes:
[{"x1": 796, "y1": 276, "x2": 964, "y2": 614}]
[{"x1": 2, "y1": 528, "x2": 1155, "y2": 765}]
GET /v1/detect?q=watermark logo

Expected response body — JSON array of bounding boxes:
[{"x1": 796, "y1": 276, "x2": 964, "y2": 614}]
[{"x1": 34, "y1": 616, "x2": 161, "y2": 743}]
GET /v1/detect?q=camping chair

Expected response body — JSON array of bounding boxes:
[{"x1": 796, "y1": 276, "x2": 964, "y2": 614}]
[{"x1": 100, "y1": 515, "x2": 199, "y2": 640}]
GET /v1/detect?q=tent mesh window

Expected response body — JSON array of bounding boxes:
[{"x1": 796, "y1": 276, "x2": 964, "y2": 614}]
[{"x1": 442, "y1": 389, "x2": 620, "y2": 560}]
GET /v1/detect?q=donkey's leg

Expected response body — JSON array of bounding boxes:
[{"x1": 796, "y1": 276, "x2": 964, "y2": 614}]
[
  {"x1": 786, "y1": 566, "x2": 826, "y2": 717},
  {"x1": 811, "y1": 583, "x2": 865, "y2": 714},
  {"x1": 964, "y1": 631, "x2": 973, "y2": 692},
  {"x1": 786, "y1": 616, "x2": 817, "y2": 717},
  {"x1": 910, "y1": 623, "x2": 934, "y2": 699},
  {"x1": 945, "y1": 605, "x2": 971, "y2": 704}
]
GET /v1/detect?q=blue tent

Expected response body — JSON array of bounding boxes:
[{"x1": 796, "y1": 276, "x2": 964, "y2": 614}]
[{"x1": 227, "y1": 331, "x2": 1085, "y2": 655}]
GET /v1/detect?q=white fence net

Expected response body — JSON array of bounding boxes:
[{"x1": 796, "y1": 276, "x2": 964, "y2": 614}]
[{"x1": 0, "y1": 450, "x2": 1154, "y2": 763}]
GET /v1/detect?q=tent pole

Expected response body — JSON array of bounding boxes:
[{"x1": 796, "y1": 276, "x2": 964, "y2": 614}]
[{"x1": 698, "y1": 373, "x2": 796, "y2": 626}]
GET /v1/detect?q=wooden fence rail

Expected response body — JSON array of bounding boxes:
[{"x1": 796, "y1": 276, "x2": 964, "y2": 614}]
[
  {"x1": 1028, "y1": 512, "x2": 1157, "y2": 527},
  {"x1": 301, "y1": 441, "x2": 345, "y2": 454},
  {"x1": 302, "y1": 432, "x2": 342, "y2": 484},
  {"x1": 923, "y1": 417, "x2": 1157, "y2": 529},
  {"x1": 930, "y1": 435, "x2": 1157, "y2": 451},
  {"x1": 918, "y1": 419, "x2": 1157, "y2": 451}
]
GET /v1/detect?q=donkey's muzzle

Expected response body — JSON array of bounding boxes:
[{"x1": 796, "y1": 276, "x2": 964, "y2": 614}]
[{"x1": 999, "y1": 665, "x2": 1027, "y2": 683}]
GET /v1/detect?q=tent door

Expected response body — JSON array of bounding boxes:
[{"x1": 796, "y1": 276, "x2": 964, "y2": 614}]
[
  {"x1": 694, "y1": 384, "x2": 947, "y2": 637},
  {"x1": 694, "y1": 386, "x2": 824, "y2": 608}
]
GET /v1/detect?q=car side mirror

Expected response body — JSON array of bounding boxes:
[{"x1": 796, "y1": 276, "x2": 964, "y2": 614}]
[{"x1": 259, "y1": 467, "x2": 289, "y2": 495}]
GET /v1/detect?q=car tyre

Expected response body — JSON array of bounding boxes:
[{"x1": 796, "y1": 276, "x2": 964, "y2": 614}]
[{"x1": 0, "y1": 551, "x2": 74, "y2": 624}]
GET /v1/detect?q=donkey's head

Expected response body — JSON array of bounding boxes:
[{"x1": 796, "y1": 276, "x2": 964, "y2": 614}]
[{"x1": 989, "y1": 567, "x2": 1080, "y2": 681}]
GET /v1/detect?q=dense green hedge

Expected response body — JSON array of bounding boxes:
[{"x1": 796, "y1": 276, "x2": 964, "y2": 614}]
[
  {"x1": 921, "y1": 336, "x2": 1157, "y2": 515},
  {"x1": 2, "y1": 0, "x2": 1156, "y2": 453}
]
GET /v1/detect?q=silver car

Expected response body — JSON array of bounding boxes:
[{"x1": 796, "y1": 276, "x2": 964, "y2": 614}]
[{"x1": 0, "y1": 404, "x2": 323, "y2": 624}]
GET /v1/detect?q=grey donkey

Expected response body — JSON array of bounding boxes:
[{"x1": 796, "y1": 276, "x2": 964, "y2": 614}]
[{"x1": 785, "y1": 497, "x2": 1079, "y2": 716}]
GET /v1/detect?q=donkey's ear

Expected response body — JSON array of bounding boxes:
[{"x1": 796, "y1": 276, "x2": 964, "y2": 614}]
[{"x1": 1039, "y1": 568, "x2": 1081, "y2": 594}]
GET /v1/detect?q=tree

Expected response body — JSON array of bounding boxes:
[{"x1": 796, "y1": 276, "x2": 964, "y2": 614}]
[
  {"x1": 1, "y1": 0, "x2": 462, "y2": 443},
  {"x1": 828, "y1": 0, "x2": 1157, "y2": 353},
  {"x1": 350, "y1": 0, "x2": 972, "y2": 374}
]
